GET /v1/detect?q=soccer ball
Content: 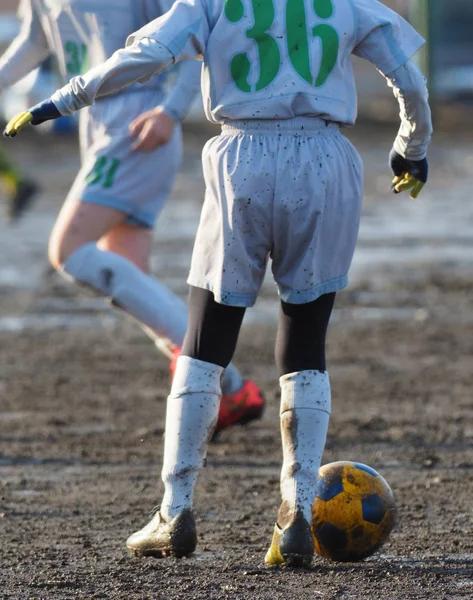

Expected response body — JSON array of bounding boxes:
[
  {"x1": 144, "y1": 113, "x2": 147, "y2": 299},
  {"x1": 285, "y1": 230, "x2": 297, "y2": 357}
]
[{"x1": 311, "y1": 461, "x2": 396, "y2": 562}]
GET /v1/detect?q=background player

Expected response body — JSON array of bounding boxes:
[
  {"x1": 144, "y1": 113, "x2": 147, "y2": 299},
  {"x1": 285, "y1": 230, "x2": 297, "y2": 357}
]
[
  {"x1": 0, "y1": 143, "x2": 37, "y2": 220},
  {"x1": 0, "y1": 0, "x2": 264, "y2": 433},
  {"x1": 4, "y1": 0, "x2": 432, "y2": 567}
]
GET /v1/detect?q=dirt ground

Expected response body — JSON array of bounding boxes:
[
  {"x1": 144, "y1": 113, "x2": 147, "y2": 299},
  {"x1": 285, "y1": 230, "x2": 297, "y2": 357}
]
[{"x1": 1, "y1": 124, "x2": 473, "y2": 599}]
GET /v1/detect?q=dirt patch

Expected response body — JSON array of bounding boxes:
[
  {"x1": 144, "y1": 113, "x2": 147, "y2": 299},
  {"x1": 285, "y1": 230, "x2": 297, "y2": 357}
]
[{"x1": 1, "y1": 273, "x2": 473, "y2": 599}]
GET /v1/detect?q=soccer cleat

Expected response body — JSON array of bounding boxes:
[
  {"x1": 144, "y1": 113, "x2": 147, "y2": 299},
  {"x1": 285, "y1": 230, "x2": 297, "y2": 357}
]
[
  {"x1": 169, "y1": 348, "x2": 265, "y2": 435},
  {"x1": 7, "y1": 179, "x2": 38, "y2": 222},
  {"x1": 265, "y1": 509, "x2": 314, "y2": 568},
  {"x1": 169, "y1": 346, "x2": 180, "y2": 378},
  {"x1": 214, "y1": 379, "x2": 265, "y2": 435},
  {"x1": 126, "y1": 508, "x2": 197, "y2": 558}
]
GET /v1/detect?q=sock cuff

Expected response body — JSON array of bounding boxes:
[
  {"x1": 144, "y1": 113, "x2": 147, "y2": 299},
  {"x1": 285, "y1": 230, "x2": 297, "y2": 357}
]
[
  {"x1": 62, "y1": 242, "x2": 97, "y2": 276},
  {"x1": 61, "y1": 243, "x2": 142, "y2": 295},
  {"x1": 170, "y1": 356, "x2": 224, "y2": 397},
  {"x1": 279, "y1": 370, "x2": 331, "y2": 415}
]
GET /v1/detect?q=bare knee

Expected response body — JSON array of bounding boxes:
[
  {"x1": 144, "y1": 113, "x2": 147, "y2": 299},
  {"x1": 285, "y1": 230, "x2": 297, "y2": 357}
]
[
  {"x1": 47, "y1": 200, "x2": 127, "y2": 271},
  {"x1": 48, "y1": 221, "x2": 95, "y2": 270}
]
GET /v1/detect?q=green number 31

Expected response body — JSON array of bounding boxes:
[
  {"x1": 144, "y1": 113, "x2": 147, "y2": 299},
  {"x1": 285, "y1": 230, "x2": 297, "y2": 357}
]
[
  {"x1": 225, "y1": 0, "x2": 339, "y2": 92},
  {"x1": 86, "y1": 157, "x2": 121, "y2": 189},
  {"x1": 65, "y1": 40, "x2": 88, "y2": 76}
]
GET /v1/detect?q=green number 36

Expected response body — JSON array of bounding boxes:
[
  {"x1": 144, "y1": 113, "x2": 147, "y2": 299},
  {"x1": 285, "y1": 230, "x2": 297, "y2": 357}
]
[{"x1": 225, "y1": 0, "x2": 339, "y2": 92}]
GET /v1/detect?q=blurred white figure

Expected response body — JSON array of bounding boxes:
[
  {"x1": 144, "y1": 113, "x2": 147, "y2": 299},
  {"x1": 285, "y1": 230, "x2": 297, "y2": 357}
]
[{"x1": 0, "y1": 0, "x2": 264, "y2": 430}]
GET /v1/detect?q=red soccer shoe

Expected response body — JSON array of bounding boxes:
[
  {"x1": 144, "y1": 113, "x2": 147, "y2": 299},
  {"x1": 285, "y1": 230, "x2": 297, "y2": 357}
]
[
  {"x1": 169, "y1": 346, "x2": 180, "y2": 378},
  {"x1": 215, "y1": 379, "x2": 265, "y2": 435}
]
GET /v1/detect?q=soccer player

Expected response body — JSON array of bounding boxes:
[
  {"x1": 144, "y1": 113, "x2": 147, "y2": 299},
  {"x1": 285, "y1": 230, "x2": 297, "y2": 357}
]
[
  {"x1": 4, "y1": 0, "x2": 432, "y2": 567},
  {"x1": 0, "y1": 143, "x2": 37, "y2": 221},
  {"x1": 0, "y1": 0, "x2": 264, "y2": 433}
]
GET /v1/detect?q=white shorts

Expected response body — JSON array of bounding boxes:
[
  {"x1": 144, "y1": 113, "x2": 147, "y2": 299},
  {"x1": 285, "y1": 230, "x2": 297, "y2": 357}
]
[
  {"x1": 188, "y1": 118, "x2": 363, "y2": 306},
  {"x1": 66, "y1": 90, "x2": 183, "y2": 229}
]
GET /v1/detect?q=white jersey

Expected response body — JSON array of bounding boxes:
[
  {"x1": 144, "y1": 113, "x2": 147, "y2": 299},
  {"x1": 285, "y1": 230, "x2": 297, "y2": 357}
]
[
  {"x1": 125, "y1": 0, "x2": 425, "y2": 125},
  {"x1": 0, "y1": 0, "x2": 201, "y2": 120},
  {"x1": 50, "y1": 0, "x2": 430, "y2": 157}
]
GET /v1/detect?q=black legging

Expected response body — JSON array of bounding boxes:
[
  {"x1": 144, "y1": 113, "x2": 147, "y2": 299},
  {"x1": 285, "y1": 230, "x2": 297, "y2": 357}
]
[{"x1": 182, "y1": 286, "x2": 335, "y2": 376}]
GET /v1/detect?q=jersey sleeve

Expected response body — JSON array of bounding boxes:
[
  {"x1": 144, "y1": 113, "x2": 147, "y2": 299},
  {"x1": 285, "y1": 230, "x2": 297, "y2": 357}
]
[
  {"x1": 0, "y1": 0, "x2": 50, "y2": 90},
  {"x1": 352, "y1": 0, "x2": 425, "y2": 76},
  {"x1": 127, "y1": 0, "x2": 210, "y2": 62},
  {"x1": 386, "y1": 60, "x2": 432, "y2": 160},
  {"x1": 51, "y1": 39, "x2": 175, "y2": 115}
]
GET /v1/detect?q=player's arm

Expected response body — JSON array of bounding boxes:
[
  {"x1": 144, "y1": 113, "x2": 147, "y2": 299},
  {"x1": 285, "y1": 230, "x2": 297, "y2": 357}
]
[
  {"x1": 2, "y1": 39, "x2": 174, "y2": 137},
  {"x1": 129, "y1": 59, "x2": 201, "y2": 152},
  {"x1": 0, "y1": 0, "x2": 50, "y2": 91},
  {"x1": 384, "y1": 60, "x2": 432, "y2": 199},
  {"x1": 353, "y1": 0, "x2": 433, "y2": 198},
  {"x1": 3, "y1": 0, "x2": 209, "y2": 138}
]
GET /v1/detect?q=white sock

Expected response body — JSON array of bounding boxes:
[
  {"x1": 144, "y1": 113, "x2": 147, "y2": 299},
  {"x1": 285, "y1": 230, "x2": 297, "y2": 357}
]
[
  {"x1": 279, "y1": 370, "x2": 331, "y2": 523},
  {"x1": 63, "y1": 243, "x2": 245, "y2": 394},
  {"x1": 63, "y1": 242, "x2": 188, "y2": 344},
  {"x1": 160, "y1": 356, "x2": 223, "y2": 521},
  {"x1": 221, "y1": 364, "x2": 244, "y2": 395}
]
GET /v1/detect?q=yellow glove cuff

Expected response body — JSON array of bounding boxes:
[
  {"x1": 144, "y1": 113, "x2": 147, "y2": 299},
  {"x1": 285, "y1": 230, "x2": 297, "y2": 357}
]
[{"x1": 3, "y1": 111, "x2": 33, "y2": 138}]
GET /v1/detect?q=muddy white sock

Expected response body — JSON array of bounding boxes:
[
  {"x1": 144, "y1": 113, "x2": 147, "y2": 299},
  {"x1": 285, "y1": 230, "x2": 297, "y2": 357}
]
[
  {"x1": 62, "y1": 242, "x2": 188, "y2": 345},
  {"x1": 279, "y1": 370, "x2": 331, "y2": 524},
  {"x1": 161, "y1": 356, "x2": 223, "y2": 521}
]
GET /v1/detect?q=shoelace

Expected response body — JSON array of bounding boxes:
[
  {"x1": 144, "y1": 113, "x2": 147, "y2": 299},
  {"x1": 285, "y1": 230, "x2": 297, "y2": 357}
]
[{"x1": 148, "y1": 505, "x2": 161, "y2": 519}]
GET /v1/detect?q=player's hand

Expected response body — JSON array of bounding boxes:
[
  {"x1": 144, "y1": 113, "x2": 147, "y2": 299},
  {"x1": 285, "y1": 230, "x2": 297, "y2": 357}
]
[
  {"x1": 3, "y1": 99, "x2": 61, "y2": 138},
  {"x1": 129, "y1": 107, "x2": 176, "y2": 152},
  {"x1": 3, "y1": 112, "x2": 33, "y2": 138},
  {"x1": 389, "y1": 149, "x2": 428, "y2": 199}
]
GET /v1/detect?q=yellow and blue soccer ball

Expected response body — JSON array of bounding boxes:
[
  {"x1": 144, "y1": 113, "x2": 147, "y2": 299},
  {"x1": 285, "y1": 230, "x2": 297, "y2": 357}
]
[{"x1": 311, "y1": 461, "x2": 396, "y2": 562}]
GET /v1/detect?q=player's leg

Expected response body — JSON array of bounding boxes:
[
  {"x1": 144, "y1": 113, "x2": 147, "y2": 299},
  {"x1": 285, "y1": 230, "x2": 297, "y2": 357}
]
[
  {"x1": 126, "y1": 285, "x2": 246, "y2": 558},
  {"x1": 125, "y1": 129, "x2": 274, "y2": 558},
  {"x1": 265, "y1": 119, "x2": 364, "y2": 567},
  {"x1": 0, "y1": 143, "x2": 38, "y2": 221},
  {"x1": 265, "y1": 293, "x2": 335, "y2": 568},
  {"x1": 48, "y1": 193, "x2": 193, "y2": 352},
  {"x1": 95, "y1": 216, "x2": 189, "y2": 349},
  {"x1": 100, "y1": 217, "x2": 251, "y2": 391},
  {"x1": 100, "y1": 219, "x2": 254, "y2": 402}
]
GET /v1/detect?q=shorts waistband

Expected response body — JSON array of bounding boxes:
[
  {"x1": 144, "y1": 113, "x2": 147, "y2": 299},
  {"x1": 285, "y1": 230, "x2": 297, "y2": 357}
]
[{"x1": 221, "y1": 117, "x2": 339, "y2": 135}]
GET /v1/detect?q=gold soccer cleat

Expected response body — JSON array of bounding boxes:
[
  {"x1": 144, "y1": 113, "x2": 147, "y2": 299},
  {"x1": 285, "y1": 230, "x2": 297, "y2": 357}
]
[
  {"x1": 265, "y1": 508, "x2": 314, "y2": 568},
  {"x1": 126, "y1": 508, "x2": 197, "y2": 558}
]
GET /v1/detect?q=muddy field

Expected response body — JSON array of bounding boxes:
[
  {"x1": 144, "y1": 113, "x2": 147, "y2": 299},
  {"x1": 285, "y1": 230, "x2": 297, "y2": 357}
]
[{"x1": 1, "y1": 123, "x2": 473, "y2": 599}]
